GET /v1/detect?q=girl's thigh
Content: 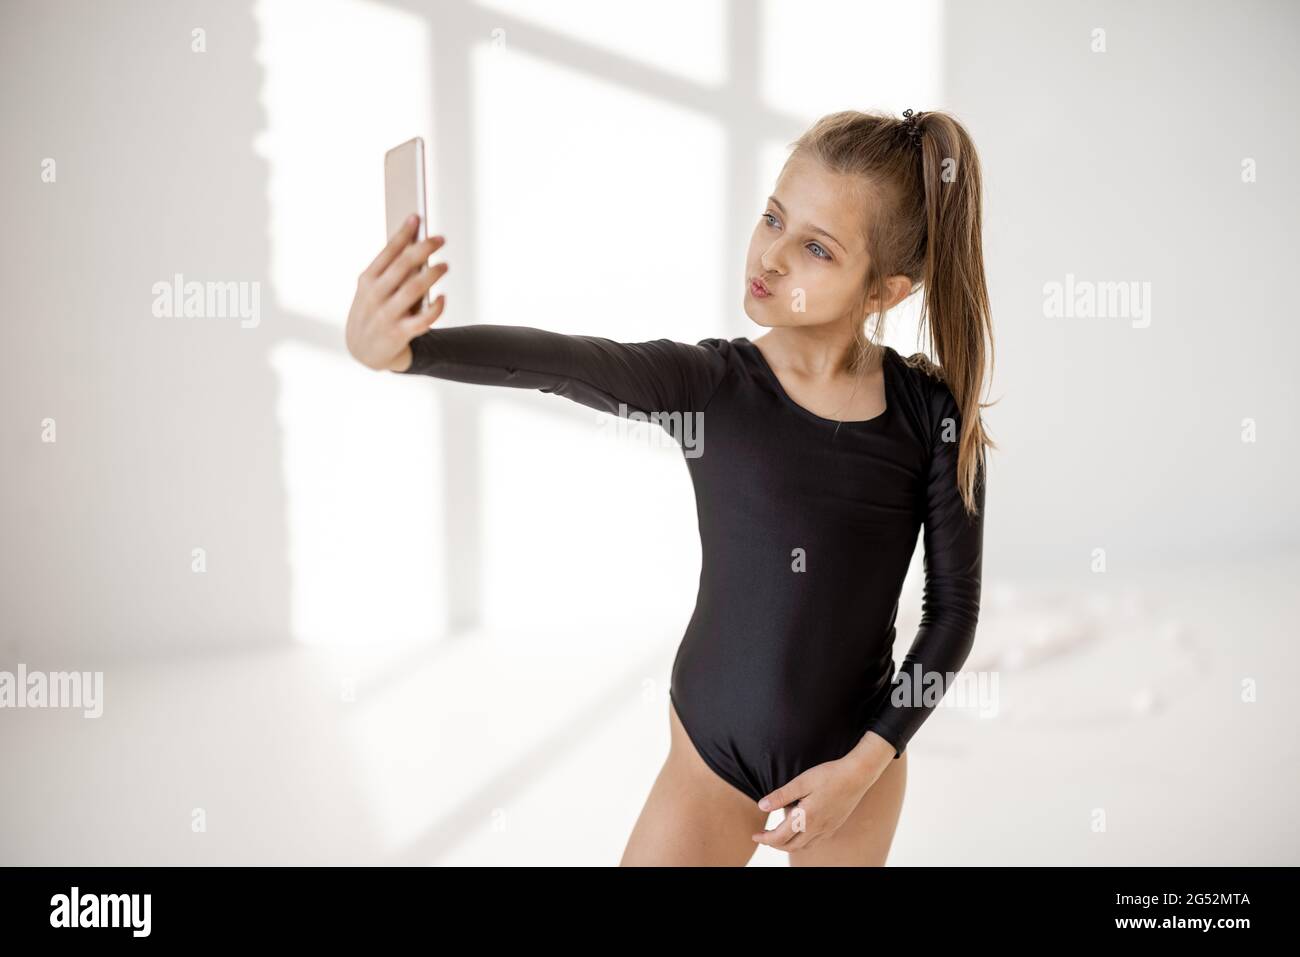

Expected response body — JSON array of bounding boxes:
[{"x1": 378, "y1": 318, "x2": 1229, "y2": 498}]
[
  {"x1": 620, "y1": 699, "x2": 769, "y2": 866},
  {"x1": 788, "y1": 751, "x2": 908, "y2": 867}
]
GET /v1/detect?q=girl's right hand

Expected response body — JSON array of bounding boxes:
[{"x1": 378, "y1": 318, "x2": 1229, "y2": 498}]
[{"x1": 345, "y1": 214, "x2": 449, "y2": 372}]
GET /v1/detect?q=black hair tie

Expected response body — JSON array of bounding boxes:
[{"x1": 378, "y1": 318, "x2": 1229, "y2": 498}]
[{"x1": 901, "y1": 108, "x2": 924, "y2": 145}]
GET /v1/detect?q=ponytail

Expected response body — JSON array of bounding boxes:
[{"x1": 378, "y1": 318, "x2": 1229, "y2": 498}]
[
  {"x1": 914, "y1": 111, "x2": 996, "y2": 515},
  {"x1": 788, "y1": 109, "x2": 997, "y2": 515}
]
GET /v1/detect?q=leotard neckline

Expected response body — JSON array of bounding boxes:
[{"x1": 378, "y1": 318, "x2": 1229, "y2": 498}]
[{"x1": 738, "y1": 337, "x2": 896, "y2": 429}]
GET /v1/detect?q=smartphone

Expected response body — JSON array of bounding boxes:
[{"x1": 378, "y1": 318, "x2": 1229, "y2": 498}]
[{"x1": 384, "y1": 136, "x2": 432, "y2": 315}]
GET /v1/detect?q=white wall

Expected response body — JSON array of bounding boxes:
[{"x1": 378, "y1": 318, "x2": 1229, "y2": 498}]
[
  {"x1": 1, "y1": 0, "x2": 1296, "y2": 866},
  {"x1": 944, "y1": 0, "x2": 1300, "y2": 569}
]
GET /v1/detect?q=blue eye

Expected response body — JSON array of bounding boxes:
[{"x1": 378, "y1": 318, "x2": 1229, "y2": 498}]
[{"x1": 763, "y1": 211, "x2": 831, "y2": 260}]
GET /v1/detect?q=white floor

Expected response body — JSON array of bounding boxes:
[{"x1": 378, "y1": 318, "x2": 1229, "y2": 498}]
[{"x1": 2, "y1": 548, "x2": 1297, "y2": 866}]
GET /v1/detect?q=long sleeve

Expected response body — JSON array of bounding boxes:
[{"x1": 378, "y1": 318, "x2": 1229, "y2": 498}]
[
  {"x1": 866, "y1": 380, "x2": 986, "y2": 759},
  {"x1": 398, "y1": 323, "x2": 727, "y2": 424}
]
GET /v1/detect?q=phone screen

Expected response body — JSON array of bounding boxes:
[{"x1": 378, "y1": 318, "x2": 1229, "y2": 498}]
[{"x1": 384, "y1": 137, "x2": 430, "y2": 315}]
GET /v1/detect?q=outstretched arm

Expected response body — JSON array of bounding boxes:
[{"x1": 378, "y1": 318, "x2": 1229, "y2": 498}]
[
  {"x1": 397, "y1": 324, "x2": 726, "y2": 421},
  {"x1": 345, "y1": 217, "x2": 725, "y2": 421},
  {"x1": 865, "y1": 382, "x2": 986, "y2": 759}
]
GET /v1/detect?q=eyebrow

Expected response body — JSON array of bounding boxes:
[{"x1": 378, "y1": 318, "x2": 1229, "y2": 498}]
[{"x1": 768, "y1": 196, "x2": 847, "y2": 255}]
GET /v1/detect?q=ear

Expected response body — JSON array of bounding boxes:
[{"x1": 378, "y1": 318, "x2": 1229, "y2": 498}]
[{"x1": 862, "y1": 274, "x2": 917, "y2": 317}]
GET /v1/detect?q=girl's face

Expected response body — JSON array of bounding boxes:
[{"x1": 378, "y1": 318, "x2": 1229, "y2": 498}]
[{"x1": 744, "y1": 152, "x2": 873, "y2": 330}]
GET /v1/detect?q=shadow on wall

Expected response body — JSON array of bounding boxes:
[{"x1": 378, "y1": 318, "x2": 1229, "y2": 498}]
[{"x1": 3, "y1": 0, "x2": 292, "y2": 665}]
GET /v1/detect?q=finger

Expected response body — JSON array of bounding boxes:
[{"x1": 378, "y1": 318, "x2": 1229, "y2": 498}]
[
  {"x1": 765, "y1": 803, "x2": 810, "y2": 849},
  {"x1": 398, "y1": 294, "x2": 446, "y2": 337},
  {"x1": 784, "y1": 833, "x2": 817, "y2": 853},
  {"x1": 759, "y1": 779, "x2": 808, "y2": 813},
  {"x1": 374, "y1": 234, "x2": 440, "y2": 300},
  {"x1": 361, "y1": 214, "x2": 420, "y2": 282},
  {"x1": 752, "y1": 817, "x2": 794, "y2": 847},
  {"x1": 384, "y1": 261, "x2": 448, "y2": 322},
  {"x1": 785, "y1": 802, "x2": 810, "y2": 838},
  {"x1": 771, "y1": 820, "x2": 803, "y2": 849},
  {"x1": 375, "y1": 234, "x2": 445, "y2": 299}
]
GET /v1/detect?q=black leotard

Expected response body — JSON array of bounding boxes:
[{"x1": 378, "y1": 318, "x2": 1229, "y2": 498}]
[{"x1": 398, "y1": 324, "x2": 985, "y2": 803}]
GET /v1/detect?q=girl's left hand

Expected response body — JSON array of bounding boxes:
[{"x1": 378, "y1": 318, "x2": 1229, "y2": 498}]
[{"x1": 751, "y1": 753, "x2": 886, "y2": 852}]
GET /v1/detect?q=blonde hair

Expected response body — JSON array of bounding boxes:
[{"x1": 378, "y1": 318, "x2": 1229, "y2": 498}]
[{"x1": 786, "y1": 109, "x2": 997, "y2": 516}]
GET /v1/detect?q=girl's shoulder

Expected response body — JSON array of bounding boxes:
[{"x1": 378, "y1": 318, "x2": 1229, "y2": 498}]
[
  {"x1": 893, "y1": 349, "x2": 957, "y2": 404},
  {"x1": 896, "y1": 350, "x2": 945, "y2": 383},
  {"x1": 886, "y1": 347, "x2": 964, "y2": 448}
]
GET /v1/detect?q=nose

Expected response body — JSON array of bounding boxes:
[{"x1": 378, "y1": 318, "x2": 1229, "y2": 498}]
[
  {"x1": 759, "y1": 245, "x2": 786, "y2": 277},
  {"x1": 759, "y1": 230, "x2": 797, "y2": 273}
]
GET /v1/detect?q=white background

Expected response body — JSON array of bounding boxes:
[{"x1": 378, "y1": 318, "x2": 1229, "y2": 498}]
[{"x1": 1, "y1": 0, "x2": 1296, "y2": 865}]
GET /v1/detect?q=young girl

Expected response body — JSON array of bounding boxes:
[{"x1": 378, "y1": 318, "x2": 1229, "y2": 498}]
[{"x1": 345, "y1": 109, "x2": 994, "y2": 866}]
